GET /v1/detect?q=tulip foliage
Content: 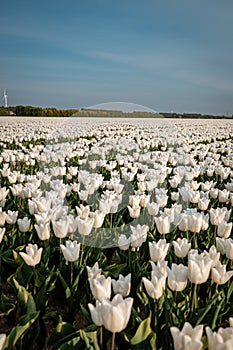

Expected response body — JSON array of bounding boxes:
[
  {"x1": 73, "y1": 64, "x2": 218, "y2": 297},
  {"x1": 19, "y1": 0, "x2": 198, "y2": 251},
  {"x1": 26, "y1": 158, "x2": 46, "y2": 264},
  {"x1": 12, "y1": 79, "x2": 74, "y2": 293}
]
[{"x1": 0, "y1": 117, "x2": 233, "y2": 349}]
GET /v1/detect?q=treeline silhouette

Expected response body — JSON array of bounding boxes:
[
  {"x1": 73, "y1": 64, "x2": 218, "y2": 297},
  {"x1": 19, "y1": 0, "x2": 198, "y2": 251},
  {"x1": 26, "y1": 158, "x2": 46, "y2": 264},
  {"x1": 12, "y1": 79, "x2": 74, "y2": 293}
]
[{"x1": 0, "y1": 106, "x2": 232, "y2": 119}]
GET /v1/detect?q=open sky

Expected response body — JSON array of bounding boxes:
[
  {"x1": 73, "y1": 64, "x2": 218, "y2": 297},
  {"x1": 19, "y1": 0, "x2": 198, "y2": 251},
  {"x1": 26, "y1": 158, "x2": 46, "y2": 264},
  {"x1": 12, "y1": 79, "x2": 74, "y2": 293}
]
[{"x1": 1, "y1": 0, "x2": 233, "y2": 115}]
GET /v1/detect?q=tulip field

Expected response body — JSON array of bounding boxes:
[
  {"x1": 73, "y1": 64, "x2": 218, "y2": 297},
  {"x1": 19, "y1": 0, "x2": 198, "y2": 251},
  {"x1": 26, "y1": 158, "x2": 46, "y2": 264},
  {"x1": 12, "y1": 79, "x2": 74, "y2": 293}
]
[{"x1": 0, "y1": 116, "x2": 233, "y2": 349}]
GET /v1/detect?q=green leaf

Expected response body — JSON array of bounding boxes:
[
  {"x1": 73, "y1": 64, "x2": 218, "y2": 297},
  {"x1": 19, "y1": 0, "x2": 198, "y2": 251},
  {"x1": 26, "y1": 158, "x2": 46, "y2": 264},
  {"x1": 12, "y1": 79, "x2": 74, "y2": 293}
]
[
  {"x1": 35, "y1": 267, "x2": 57, "y2": 309},
  {"x1": 3, "y1": 311, "x2": 40, "y2": 349},
  {"x1": 104, "y1": 263, "x2": 127, "y2": 278},
  {"x1": 227, "y1": 280, "x2": 233, "y2": 301},
  {"x1": 58, "y1": 337, "x2": 81, "y2": 350},
  {"x1": 0, "y1": 302, "x2": 16, "y2": 316},
  {"x1": 58, "y1": 271, "x2": 72, "y2": 299},
  {"x1": 130, "y1": 317, "x2": 153, "y2": 346},
  {"x1": 195, "y1": 293, "x2": 220, "y2": 325},
  {"x1": 12, "y1": 277, "x2": 36, "y2": 314}
]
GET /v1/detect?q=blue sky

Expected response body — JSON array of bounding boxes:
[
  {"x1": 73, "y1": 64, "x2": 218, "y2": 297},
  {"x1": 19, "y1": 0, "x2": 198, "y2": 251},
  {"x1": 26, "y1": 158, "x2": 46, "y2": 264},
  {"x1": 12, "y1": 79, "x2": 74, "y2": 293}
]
[{"x1": 1, "y1": 0, "x2": 233, "y2": 114}]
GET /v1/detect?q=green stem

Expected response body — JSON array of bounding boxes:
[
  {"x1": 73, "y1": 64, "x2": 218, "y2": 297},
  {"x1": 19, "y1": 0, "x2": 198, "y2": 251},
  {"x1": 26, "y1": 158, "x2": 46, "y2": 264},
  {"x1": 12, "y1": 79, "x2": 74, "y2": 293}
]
[
  {"x1": 191, "y1": 283, "x2": 197, "y2": 314},
  {"x1": 110, "y1": 213, "x2": 113, "y2": 229},
  {"x1": 154, "y1": 299, "x2": 158, "y2": 332},
  {"x1": 111, "y1": 332, "x2": 115, "y2": 350},
  {"x1": 100, "y1": 326, "x2": 103, "y2": 350},
  {"x1": 79, "y1": 235, "x2": 85, "y2": 267},
  {"x1": 33, "y1": 266, "x2": 36, "y2": 297},
  {"x1": 70, "y1": 262, "x2": 74, "y2": 286},
  {"x1": 213, "y1": 226, "x2": 217, "y2": 245}
]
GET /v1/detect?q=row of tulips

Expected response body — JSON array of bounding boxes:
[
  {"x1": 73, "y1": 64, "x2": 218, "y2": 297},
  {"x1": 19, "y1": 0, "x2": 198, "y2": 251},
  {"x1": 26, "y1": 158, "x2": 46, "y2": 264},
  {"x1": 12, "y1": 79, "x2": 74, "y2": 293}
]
[{"x1": 0, "y1": 117, "x2": 233, "y2": 349}]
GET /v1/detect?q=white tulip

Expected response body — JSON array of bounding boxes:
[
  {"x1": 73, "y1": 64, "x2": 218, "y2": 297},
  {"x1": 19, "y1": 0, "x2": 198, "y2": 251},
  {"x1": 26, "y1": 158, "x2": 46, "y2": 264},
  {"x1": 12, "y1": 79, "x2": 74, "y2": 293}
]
[
  {"x1": 155, "y1": 215, "x2": 171, "y2": 234},
  {"x1": 225, "y1": 238, "x2": 233, "y2": 260},
  {"x1": 216, "y1": 237, "x2": 226, "y2": 255},
  {"x1": 167, "y1": 263, "x2": 188, "y2": 292},
  {"x1": 86, "y1": 262, "x2": 102, "y2": 279},
  {"x1": 130, "y1": 224, "x2": 148, "y2": 251},
  {"x1": 60, "y1": 240, "x2": 81, "y2": 262},
  {"x1": 127, "y1": 204, "x2": 141, "y2": 219},
  {"x1": 88, "y1": 300, "x2": 103, "y2": 326},
  {"x1": 171, "y1": 322, "x2": 203, "y2": 350},
  {"x1": 0, "y1": 334, "x2": 6, "y2": 350},
  {"x1": 0, "y1": 227, "x2": 6, "y2": 243},
  {"x1": 5, "y1": 210, "x2": 18, "y2": 224},
  {"x1": 17, "y1": 217, "x2": 31, "y2": 233},
  {"x1": 206, "y1": 326, "x2": 233, "y2": 350},
  {"x1": 89, "y1": 275, "x2": 111, "y2": 301},
  {"x1": 173, "y1": 238, "x2": 191, "y2": 258},
  {"x1": 101, "y1": 294, "x2": 133, "y2": 333},
  {"x1": 142, "y1": 274, "x2": 166, "y2": 300},
  {"x1": 188, "y1": 250, "x2": 212, "y2": 284},
  {"x1": 19, "y1": 243, "x2": 43, "y2": 267},
  {"x1": 118, "y1": 234, "x2": 131, "y2": 251},
  {"x1": 211, "y1": 261, "x2": 233, "y2": 285},
  {"x1": 52, "y1": 219, "x2": 69, "y2": 238},
  {"x1": 76, "y1": 216, "x2": 94, "y2": 236},
  {"x1": 112, "y1": 273, "x2": 131, "y2": 297},
  {"x1": 217, "y1": 221, "x2": 232, "y2": 238},
  {"x1": 149, "y1": 239, "x2": 169, "y2": 262},
  {"x1": 35, "y1": 222, "x2": 50, "y2": 240}
]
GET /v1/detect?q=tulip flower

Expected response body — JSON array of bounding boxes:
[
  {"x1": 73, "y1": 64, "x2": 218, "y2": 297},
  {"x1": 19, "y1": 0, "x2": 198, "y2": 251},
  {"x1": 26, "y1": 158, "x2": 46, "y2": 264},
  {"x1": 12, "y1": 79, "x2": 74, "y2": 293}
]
[
  {"x1": 216, "y1": 237, "x2": 226, "y2": 255},
  {"x1": 203, "y1": 245, "x2": 220, "y2": 268},
  {"x1": 118, "y1": 234, "x2": 131, "y2": 250},
  {"x1": 89, "y1": 275, "x2": 111, "y2": 301},
  {"x1": 218, "y1": 189, "x2": 230, "y2": 203},
  {"x1": 211, "y1": 261, "x2": 233, "y2": 285},
  {"x1": 130, "y1": 224, "x2": 148, "y2": 251},
  {"x1": 171, "y1": 322, "x2": 203, "y2": 350},
  {"x1": 89, "y1": 210, "x2": 105, "y2": 229},
  {"x1": 5, "y1": 210, "x2": 18, "y2": 224},
  {"x1": 76, "y1": 216, "x2": 94, "y2": 236},
  {"x1": 17, "y1": 217, "x2": 31, "y2": 233},
  {"x1": 151, "y1": 260, "x2": 168, "y2": 278},
  {"x1": 35, "y1": 222, "x2": 50, "y2": 240},
  {"x1": 76, "y1": 204, "x2": 90, "y2": 219},
  {"x1": 0, "y1": 334, "x2": 6, "y2": 350},
  {"x1": 52, "y1": 219, "x2": 69, "y2": 238},
  {"x1": 155, "y1": 215, "x2": 171, "y2": 234},
  {"x1": 167, "y1": 263, "x2": 188, "y2": 292},
  {"x1": 198, "y1": 197, "x2": 210, "y2": 211},
  {"x1": 19, "y1": 243, "x2": 43, "y2": 267},
  {"x1": 146, "y1": 202, "x2": 159, "y2": 216},
  {"x1": 127, "y1": 204, "x2": 141, "y2": 219},
  {"x1": 88, "y1": 300, "x2": 103, "y2": 326},
  {"x1": 225, "y1": 238, "x2": 233, "y2": 260},
  {"x1": 0, "y1": 227, "x2": 5, "y2": 243},
  {"x1": 86, "y1": 262, "x2": 102, "y2": 279},
  {"x1": 142, "y1": 272, "x2": 166, "y2": 300},
  {"x1": 112, "y1": 273, "x2": 131, "y2": 297},
  {"x1": 210, "y1": 207, "x2": 230, "y2": 226},
  {"x1": 149, "y1": 239, "x2": 169, "y2": 262},
  {"x1": 101, "y1": 294, "x2": 133, "y2": 333},
  {"x1": 206, "y1": 326, "x2": 233, "y2": 349},
  {"x1": 173, "y1": 238, "x2": 191, "y2": 258},
  {"x1": 0, "y1": 209, "x2": 6, "y2": 227},
  {"x1": 188, "y1": 250, "x2": 212, "y2": 284},
  {"x1": 217, "y1": 220, "x2": 232, "y2": 239},
  {"x1": 60, "y1": 240, "x2": 81, "y2": 262}
]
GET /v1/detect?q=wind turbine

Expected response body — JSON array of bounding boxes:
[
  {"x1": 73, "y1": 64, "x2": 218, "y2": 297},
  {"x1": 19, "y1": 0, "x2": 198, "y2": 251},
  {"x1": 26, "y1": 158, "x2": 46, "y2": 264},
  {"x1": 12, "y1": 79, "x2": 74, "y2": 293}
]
[{"x1": 3, "y1": 89, "x2": 8, "y2": 108}]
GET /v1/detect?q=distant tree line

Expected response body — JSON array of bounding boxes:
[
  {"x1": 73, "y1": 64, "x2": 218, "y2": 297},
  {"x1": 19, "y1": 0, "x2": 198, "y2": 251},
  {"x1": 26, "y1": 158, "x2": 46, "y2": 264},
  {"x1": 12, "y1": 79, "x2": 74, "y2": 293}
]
[
  {"x1": 161, "y1": 112, "x2": 232, "y2": 119},
  {"x1": 0, "y1": 106, "x2": 232, "y2": 119}
]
